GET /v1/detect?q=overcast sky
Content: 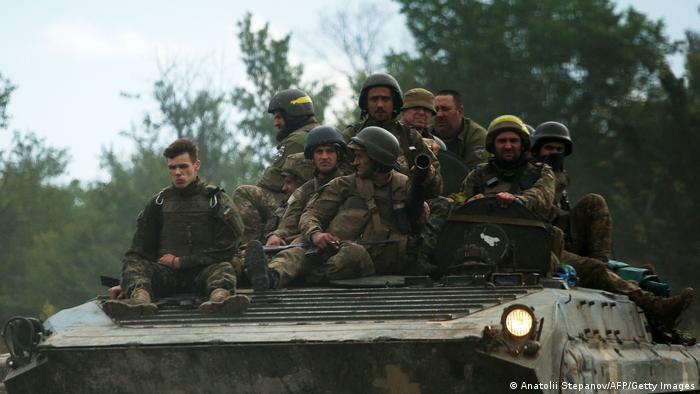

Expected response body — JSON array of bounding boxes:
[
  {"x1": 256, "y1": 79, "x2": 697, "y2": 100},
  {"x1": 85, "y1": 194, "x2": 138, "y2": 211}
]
[{"x1": 1, "y1": 0, "x2": 699, "y2": 183}]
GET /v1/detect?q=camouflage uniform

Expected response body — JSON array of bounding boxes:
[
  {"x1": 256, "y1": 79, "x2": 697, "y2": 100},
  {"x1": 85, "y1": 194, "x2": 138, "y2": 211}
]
[
  {"x1": 460, "y1": 159, "x2": 556, "y2": 220},
  {"x1": 268, "y1": 168, "x2": 343, "y2": 243},
  {"x1": 120, "y1": 178, "x2": 244, "y2": 297},
  {"x1": 269, "y1": 171, "x2": 414, "y2": 287},
  {"x1": 233, "y1": 122, "x2": 318, "y2": 243},
  {"x1": 430, "y1": 116, "x2": 488, "y2": 171},
  {"x1": 342, "y1": 118, "x2": 443, "y2": 198}
]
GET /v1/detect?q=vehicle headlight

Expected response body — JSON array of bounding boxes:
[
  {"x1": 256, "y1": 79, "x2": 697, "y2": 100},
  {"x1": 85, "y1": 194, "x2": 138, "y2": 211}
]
[{"x1": 502, "y1": 305, "x2": 535, "y2": 338}]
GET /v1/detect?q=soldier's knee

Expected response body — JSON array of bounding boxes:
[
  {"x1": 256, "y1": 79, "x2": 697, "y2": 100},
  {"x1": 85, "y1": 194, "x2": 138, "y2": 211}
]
[{"x1": 577, "y1": 193, "x2": 609, "y2": 214}]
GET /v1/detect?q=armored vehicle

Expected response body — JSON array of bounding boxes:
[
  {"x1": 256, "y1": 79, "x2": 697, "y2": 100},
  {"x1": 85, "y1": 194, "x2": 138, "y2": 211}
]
[{"x1": 2, "y1": 199, "x2": 699, "y2": 393}]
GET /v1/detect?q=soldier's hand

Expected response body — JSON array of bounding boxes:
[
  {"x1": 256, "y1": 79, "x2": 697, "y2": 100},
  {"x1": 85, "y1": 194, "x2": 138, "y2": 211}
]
[
  {"x1": 467, "y1": 193, "x2": 485, "y2": 203},
  {"x1": 108, "y1": 285, "x2": 122, "y2": 299},
  {"x1": 311, "y1": 232, "x2": 340, "y2": 250},
  {"x1": 266, "y1": 234, "x2": 287, "y2": 247},
  {"x1": 159, "y1": 254, "x2": 182, "y2": 269},
  {"x1": 495, "y1": 192, "x2": 517, "y2": 208}
]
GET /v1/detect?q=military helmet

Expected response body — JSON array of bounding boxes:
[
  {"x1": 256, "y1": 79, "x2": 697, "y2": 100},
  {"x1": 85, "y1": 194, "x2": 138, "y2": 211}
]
[
  {"x1": 358, "y1": 73, "x2": 403, "y2": 114},
  {"x1": 348, "y1": 126, "x2": 400, "y2": 167},
  {"x1": 267, "y1": 89, "x2": 315, "y2": 117},
  {"x1": 485, "y1": 115, "x2": 531, "y2": 153},
  {"x1": 280, "y1": 152, "x2": 315, "y2": 183},
  {"x1": 532, "y1": 121, "x2": 573, "y2": 156},
  {"x1": 304, "y1": 125, "x2": 347, "y2": 160},
  {"x1": 401, "y1": 88, "x2": 435, "y2": 113}
]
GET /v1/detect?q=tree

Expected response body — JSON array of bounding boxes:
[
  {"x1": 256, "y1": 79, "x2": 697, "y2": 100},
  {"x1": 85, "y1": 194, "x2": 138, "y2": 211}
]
[
  {"x1": 0, "y1": 73, "x2": 15, "y2": 129},
  {"x1": 231, "y1": 13, "x2": 335, "y2": 169}
]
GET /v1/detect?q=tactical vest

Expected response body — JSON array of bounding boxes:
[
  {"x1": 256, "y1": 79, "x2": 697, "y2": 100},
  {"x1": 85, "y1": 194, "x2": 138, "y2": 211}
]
[
  {"x1": 472, "y1": 161, "x2": 544, "y2": 196},
  {"x1": 157, "y1": 186, "x2": 221, "y2": 259}
]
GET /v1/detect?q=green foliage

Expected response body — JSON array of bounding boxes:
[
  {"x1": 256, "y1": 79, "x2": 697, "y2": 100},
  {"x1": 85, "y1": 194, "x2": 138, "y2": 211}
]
[
  {"x1": 231, "y1": 13, "x2": 335, "y2": 166},
  {"x1": 0, "y1": 73, "x2": 15, "y2": 129}
]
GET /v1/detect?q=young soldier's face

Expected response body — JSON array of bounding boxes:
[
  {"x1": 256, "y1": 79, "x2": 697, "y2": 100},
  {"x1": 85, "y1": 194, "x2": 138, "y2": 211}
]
[
  {"x1": 494, "y1": 131, "x2": 523, "y2": 162},
  {"x1": 167, "y1": 153, "x2": 200, "y2": 189},
  {"x1": 313, "y1": 145, "x2": 338, "y2": 174},
  {"x1": 367, "y1": 87, "x2": 393, "y2": 121},
  {"x1": 538, "y1": 142, "x2": 566, "y2": 157}
]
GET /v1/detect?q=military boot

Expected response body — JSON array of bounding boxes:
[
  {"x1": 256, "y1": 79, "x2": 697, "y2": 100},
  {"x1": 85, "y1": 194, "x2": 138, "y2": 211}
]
[
  {"x1": 199, "y1": 288, "x2": 250, "y2": 314},
  {"x1": 632, "y1": 287, "x2": 694, "y2": 332},
  {"x1": 245, "y1": 240, "x2": 272, "y2": 291},
  {"x1": 102, "y1": 288, "x2": 158, "y2": 318}
]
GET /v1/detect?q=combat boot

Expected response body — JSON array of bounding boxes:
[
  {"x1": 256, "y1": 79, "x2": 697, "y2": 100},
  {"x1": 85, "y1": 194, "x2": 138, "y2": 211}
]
[
  {"x1": 245, "y1": 240, "x2": 273, "y2": 291},
  {"x1": 632, "y1": 287, "x2": 694, "y2": 332},
  {"x1": 199, "y1": 288, "x2": 249, "y2": 314},
  {"x1": 102, "y1": 288, "x2": 158, "y2": 318}
]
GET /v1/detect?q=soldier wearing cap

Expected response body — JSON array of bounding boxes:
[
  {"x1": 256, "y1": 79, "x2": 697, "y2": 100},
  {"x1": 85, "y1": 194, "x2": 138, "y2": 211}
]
[
  {"x1": 246, "y1": 126, "x2": 427, "y2": 289},
  {"x1": 400, "y1": 88, "x2": 446, "y2": 155},
  {"x1": 430, "y1": 89, "x2": 488, "y2": 171},
  {"x1": 342, "y1": 73, "x2": 443, "y2": 197},
  {"x1": 232, "y1": 89, "x2": 319, "y2": 243}
]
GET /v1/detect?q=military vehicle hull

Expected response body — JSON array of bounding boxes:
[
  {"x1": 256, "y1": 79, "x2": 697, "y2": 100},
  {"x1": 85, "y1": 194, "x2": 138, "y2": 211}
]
[{"x1": 3, "y1": 282, "x2": 699, "y2": 393}]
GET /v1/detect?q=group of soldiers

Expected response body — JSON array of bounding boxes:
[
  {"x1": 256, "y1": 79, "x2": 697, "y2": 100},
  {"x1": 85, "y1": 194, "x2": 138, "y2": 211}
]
[{"x1": 103, "y1": 72, "x2": 694, "y2": 341}]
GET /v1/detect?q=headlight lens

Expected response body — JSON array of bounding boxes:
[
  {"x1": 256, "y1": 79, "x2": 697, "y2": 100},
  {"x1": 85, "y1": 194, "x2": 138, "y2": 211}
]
[{"x1": 504, "y1": 307, "x2": 534, "y2": 337}]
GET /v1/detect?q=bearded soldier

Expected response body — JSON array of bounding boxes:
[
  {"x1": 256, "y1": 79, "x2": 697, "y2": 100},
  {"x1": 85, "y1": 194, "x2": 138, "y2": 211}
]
[
  {"x1": 232, "y1": 89, "x2": 319, "y2": 243},
  {"x1": 103, "y1": 138, "x2": 248, "y2": 317},
  {"x1": 531, "y1": 121, "x2": 694, "y2": 336},
  {"x1": 342, "y1": 73, "x2": 442, "y2": 197}
]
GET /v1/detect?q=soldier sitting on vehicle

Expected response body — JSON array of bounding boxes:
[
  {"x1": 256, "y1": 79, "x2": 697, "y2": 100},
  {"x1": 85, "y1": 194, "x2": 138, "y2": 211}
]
[
  {"x1": 232, "y1": 89, "x2": 319, "y2": 243},
  {"x1": 245, "y1": 126, "x2": 351, "y2": 290},
  {"x1": 103, "y1": 138, "x2": 249, "y2": 317},
  {"x1": 246, "y1": 126, "x2": 431, "y2": 289},
  {"x1": 342, "y1": 72, "x2": 443, "y2": 197},
  {"x1": 399, "y1": 87, "x2": 445, "y2": 155},
  {"x1": 531, "y1": 121, "x2": 694, "y2": 338}
]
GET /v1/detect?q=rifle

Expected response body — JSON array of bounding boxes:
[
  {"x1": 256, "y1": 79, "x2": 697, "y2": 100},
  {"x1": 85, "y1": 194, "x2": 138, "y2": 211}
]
[{"x1": 262, "y1": 239, "x2": 400, "y2": 254}]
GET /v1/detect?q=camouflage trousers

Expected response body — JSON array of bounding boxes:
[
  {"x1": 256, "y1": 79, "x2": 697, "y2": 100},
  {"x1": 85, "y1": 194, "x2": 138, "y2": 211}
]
[
  {"x1": 267, "y1": 241, "x2": 410, "y2": 288},
  {"x1": 232, "y1": 185, "x2": 286, "y2": 243},
  {"x1": 560, "y1": 251, "x2": 639, "y2": 296},
  {"x1": 559, "y1": 193, "x2": 612, "y2": 262},
  {"x1": 121, "y1": 258, "x2": 236, "y2": 298}
]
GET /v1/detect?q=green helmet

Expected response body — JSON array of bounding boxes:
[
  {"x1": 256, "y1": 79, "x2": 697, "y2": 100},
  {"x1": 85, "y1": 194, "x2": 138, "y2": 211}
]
[
  {"x1": 358, "y1": 73, "x2": 403, "y2": 115},
  {"x1": 532, "y1": 121, "x2": 573, "y2": 156},
  {"x1": 348, "y1": 126, "x2": 400, "y2": 167},
  {"x1": 280, "y1": 152, "x2": 314, "y2": 183},
  {"x1": 304, "y1": 125, "x2": 347, "y2": 159},
  {"x1": 485, "y1": 115, "x2": 531, "y2": 153},
  {"x1": 267, "y1": 89, "x2": 315, "y2": 117}
]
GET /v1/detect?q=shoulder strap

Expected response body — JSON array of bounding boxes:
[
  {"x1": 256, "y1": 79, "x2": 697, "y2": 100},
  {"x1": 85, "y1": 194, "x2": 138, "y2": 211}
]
[{"x1": 354, "y1": 176, "x2": 383, "y2": 233}]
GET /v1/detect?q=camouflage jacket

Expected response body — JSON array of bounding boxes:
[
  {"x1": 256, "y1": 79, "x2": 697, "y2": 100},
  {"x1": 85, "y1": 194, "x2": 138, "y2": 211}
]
[
  {"x1": 430, "y1": 117, "x2": 488, "y2": 171},
  {"x1": 268, "y1": 168, "x2": 343, "y2": 242},
  {"x1": 342, "y1": 117, "x2": 443, "y2": 198},
  {"x1": 257, "y1": 121, "x2": 319, "y2": 192},
  {"x1": 459, "y1": 160, "x2": 555, "y2": 219},
  {"x1": 300, "y1": 171, "x2": 414, "y2": 242},
  {"x1": 124, "y1": 178, "x2": 244, "y2": 268}
]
